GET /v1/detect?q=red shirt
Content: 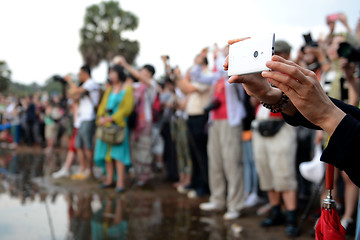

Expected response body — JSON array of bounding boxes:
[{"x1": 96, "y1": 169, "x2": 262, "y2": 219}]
[{"x1": 213, "y1": 78, "x2": 228, "y2": 120}]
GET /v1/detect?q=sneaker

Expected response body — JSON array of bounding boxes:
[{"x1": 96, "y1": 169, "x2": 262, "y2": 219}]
[
  {"x1": 154, "y1": 162, "x2": 164, "y2": 172},
  {"x1": 224, "y1": 210, "x2": 241, "y2": 220},
  {"x1": 231, "y1": 223, "x2": 244, "y2": 237},
  {"x1": 244, "y1": 192, "x2": 262, "y2": 208},
  {"x1": 70, "y1": 170, "x2": 89, "y2": 180},
  {"x1": 52, "y1": 168, "x2": 70, "y2": 179},
  {"x1": 177, "y1": 185, "x2": 190, "y2": 194},
  {"x1": 8, "y1": 143, "x2": 17, "y2": 150},
  {"x1": 256, "y1": 203, "x2": 272, "y2": 216},
  {"x1": 200, "y1": 202, "x2": 223, "y2": 211},
  {"x1": 199, "y1": 217, "x2": 217, "y2": 226},
  {"x1": 341, "y1": 218, "x2": 354, "y2": 235},
  {"x1": 187, "y1": 190, "x2": 198, "y2": 199},
  {"x1": 136, "y1": 180, "x2": 147, "y2": 187}
]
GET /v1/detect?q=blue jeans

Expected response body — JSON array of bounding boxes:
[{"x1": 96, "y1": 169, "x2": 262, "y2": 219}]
[
  {"x1": 11, "y1": 125, "x2": 20, "y2": 143},
  {"x1": 356, "y1": 191, "x2": 359, "y2": 240},
  {"x1": 243, "y1": 140, "x2": 258, "y2": 194}
]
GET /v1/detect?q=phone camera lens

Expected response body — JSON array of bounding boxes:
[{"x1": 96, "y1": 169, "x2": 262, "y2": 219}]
[{"x1": 254, "y1": 51, "x2": 259, "y2": 58}]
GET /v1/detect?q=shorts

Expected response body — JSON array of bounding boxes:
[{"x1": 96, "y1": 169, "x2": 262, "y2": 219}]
[
  {"x1": 252, "y1": 123, "x2": 298, "y2": 192},
  {"x1": 69, "y1": 128, "x2": 78, "y2": 153},
  {"x1": 45, "y1": 124, "x2": 58, "y2": 140},
  {"x1": 75, "y1": 120, "x2": 95, "y2": 150}
]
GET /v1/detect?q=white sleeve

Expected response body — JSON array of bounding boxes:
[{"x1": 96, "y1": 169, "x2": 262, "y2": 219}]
[{"x1": 82, "y1": 80, "x2": 98, "y2": 92}]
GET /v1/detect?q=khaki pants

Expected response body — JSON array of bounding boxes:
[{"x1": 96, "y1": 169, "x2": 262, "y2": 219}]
[
  {"x1": 253, "y1": 123, "x2": 297, "y2": 192},
  {"x1": 208, "y1": 120, "x2": 245, "y2": 211}
]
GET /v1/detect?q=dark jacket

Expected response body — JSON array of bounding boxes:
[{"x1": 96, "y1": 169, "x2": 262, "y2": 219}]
[{"x1": 282, "y1": 98, "x2": 360, "y2": 188}]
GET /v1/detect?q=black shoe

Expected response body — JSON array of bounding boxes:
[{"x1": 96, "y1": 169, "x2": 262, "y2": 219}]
[
  {"x1": 260, "y1": 215, "x2": 286, "y2": 227},
  {"x1": 260, "y1": 205, "x2": 285, "y2": 227},
  {"x1": 285, "y1": 210, "x2": 298, "y2": 237},
  {"x1": 100, "y1": 182, "x2": 116, "y2": 189},
  {"x1": 285, "y1": 223, "x2": 298, "y2": 237},
  {"x1": 115, "y1": 187, "x2": 126, "y2": 194}
]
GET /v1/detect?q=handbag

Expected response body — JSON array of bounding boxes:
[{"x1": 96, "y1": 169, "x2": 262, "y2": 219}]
[
  {"x1": 299, "y1": 144, "x2": 325, "y2": 184},
  {"x1": 96, "y1": 124, "x2": 125, "y2": 145},
  {"x1": 258, "y1": 120, "x2": 284, "y2": 137}
]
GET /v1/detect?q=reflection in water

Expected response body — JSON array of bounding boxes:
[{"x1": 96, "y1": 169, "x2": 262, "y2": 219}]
[
  {"x1": 0, "y1": 150, "x2": 246, "y2": 240},
  {"x1": 92, "y1": 197, "x2": 128, "y2": 240}
]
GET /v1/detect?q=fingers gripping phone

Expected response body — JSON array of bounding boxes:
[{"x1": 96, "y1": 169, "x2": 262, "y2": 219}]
[{"x1": 228, "y1": 33, "x2": 275, "y2": 76}]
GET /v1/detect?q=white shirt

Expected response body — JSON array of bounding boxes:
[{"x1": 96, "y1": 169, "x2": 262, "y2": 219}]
[{"x1": 78, "y1": 78, "x2": 100, "y2": 123}]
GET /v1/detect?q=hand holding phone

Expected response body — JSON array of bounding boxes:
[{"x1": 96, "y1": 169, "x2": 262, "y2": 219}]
[
  {"x1": 327, "y1": 13, "x2": 340, "y2": 22},
  {"x1": 227, "y1": 33, "x2": 275, "y2": 76}
]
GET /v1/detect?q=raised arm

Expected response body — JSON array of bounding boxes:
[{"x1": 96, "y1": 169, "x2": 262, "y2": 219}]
[
  {"x1": 175, "y1": 70, "x2": 198, "y2": 95},
  {"x1": 114, "y1": 56, "x2": 153, "y2": 87},
  {"x1": 65, "y1": 75, "x2": 87, "y2": 102}
]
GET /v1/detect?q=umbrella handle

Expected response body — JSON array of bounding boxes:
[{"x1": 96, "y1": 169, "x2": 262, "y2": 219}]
[{"x1": 326, "y1": 164, "x2": 334, "y2": 190}]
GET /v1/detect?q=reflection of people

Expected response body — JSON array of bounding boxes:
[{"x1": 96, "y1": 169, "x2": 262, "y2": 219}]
[
  {"x1": 68, "y1": 193, "x2": 93, "y2": 240},
  {"x1": 92, "y1": 197, "x2": 128, "y2": 240}
]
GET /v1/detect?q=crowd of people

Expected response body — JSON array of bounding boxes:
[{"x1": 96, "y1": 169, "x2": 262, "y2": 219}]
[{"x1": 1, "y1": 12, "x2": 360, "y2": 238}]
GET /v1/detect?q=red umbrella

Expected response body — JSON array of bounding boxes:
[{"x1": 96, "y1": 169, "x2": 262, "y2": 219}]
[{"x1": 315, "y1": 164, "x2": 346, "y2": 240}]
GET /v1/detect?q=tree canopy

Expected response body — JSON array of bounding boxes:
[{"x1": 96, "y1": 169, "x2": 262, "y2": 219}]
[
  {"x1": 79, "y1": 1, "x2": 139, "y2": 67},
  {"x1": 0, "y1": 61, "x2": 11, "y2": 92}
]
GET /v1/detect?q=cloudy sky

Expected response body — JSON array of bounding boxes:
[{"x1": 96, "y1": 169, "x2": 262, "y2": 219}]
[{"x1": 0, "y1": 0, "x2": 359, "y2": 85}]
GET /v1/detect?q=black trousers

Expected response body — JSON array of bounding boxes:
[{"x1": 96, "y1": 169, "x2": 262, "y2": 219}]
[
  {"x1": 187, "y1": 114, "x2": 209, "y2": 195},
  {"x1": 161, "y1": 121, "x2": 179, "y2": 182}
]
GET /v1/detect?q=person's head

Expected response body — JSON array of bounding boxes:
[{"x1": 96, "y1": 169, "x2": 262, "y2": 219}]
[
  {"x1": 78, "y1": 65, "x2": 91, "y2": 83},
  {"x1": 139, "y1": 64, "x2": 155, "y2": 80},
  {"x1": 109, "y1": 64, "x2": 127, "y2": 84},
  {"x1": 26, "y1": 94, "x2": 33, "y2": 103},
  {"x1": 325, "y1": 34, "x2": 357, "y2": 61},
  {"x1": 274, "y1": 40, "x2": 292, "y2": 60},
  {"x1": 194, "y1": 54, "x2": 208, "y2": 66},
  {"x1": 164, "y1": 77, "x2": 175, "y2": 92},
  {"x1": 126, "y1": 74, "x2": 138, "y2": 85},
  {"x1": 301, "y1": 45, "x2": 318, "y2": 65}
]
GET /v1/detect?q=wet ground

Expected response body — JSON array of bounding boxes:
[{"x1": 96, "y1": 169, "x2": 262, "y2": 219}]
[{"x1": 0, "y1": 148, "x2": 324, "y2": 240}]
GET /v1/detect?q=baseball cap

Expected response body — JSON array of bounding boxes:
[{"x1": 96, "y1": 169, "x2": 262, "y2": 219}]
[{"x1": 274, "y1": 40, "x2": 292, "y2": 53}]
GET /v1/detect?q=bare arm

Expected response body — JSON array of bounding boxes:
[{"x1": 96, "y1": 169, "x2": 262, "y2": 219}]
[
  {"x1": 65, "y1": 76, "x2": 87, "y2": 101},
  {"x1": 161, "y1": 55, "x2": 172, "y2": 77},
  {"x1": 114, "y1": 56, "x2": 153, "y2": 87},
  {"x1": 176, "y1": 72, "x2": 198, "y2": 95}
]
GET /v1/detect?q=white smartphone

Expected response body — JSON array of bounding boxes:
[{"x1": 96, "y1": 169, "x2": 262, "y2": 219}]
[{"x1": 228, "y1": 33, "x2": 275, "y2": 76}]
